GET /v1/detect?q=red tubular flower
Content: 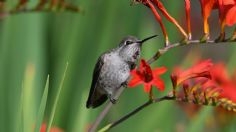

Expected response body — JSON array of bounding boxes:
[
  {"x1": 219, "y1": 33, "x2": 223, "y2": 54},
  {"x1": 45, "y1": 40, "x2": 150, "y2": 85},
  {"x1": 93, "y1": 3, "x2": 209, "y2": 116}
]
[
  {"x1": 128, "y1": 59, "x2": 167, "y2": 93},
  {"x1": 209, "y1": 62, "x2": 236, "y2": 103},
  {"x1": 218, "y1": 83, "x2": 236, "y2": 103},
  {"x1": 217, "y1": 0, "x2": 236, "y2": 40},
  {"x1": 151, "y1": 0, "x2": 188, "y2": 39},
  {"x1": 210, "y1": 63, "x2": 230, "y2": 84},
  {"x1": 225, "y1": 5, "x2": 236, "y2": 26},
  {"x1": 171, "y1": 59, "x2": 213, "y2": 87},
  {"x1": 146, "y1": 0, "x2": 169, "y2": 45},
  {"x1": 199, "y1": 0, "x2": 218, "y2": 38},
  {"x1": 139, "y1": 0, "x2": 188, "y2": 45},
  {"x1": 173, "y1": 59, "x2": 236, "y2": 111},
  {"x1": 185, "y1": 0, "x2": 191, "y2": 39}
]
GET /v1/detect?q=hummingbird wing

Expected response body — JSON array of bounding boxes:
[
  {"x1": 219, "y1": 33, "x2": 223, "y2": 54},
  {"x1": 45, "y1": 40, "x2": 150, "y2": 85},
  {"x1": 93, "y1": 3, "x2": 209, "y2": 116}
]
[{"x1": 86, "y1": 55, "x2": 108, "y2": 108}]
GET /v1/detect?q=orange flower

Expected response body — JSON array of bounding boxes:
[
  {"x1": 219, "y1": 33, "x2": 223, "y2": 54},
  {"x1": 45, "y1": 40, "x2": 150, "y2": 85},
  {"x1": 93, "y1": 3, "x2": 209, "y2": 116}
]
[
  {"x1": 199, "y1": 0, "x2": 218, "y2": 38},
  {"x1": 128, "y1": 59, "x2": 167, "y2": 93},
  {"x1": 171, "y1": 59, "x2": 213, "y2": 87}
]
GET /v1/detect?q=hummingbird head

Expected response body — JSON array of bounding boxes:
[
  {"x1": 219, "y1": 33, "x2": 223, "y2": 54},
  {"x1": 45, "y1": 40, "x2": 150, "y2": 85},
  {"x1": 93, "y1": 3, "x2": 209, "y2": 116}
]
[{"x1": 118, "y1": 35, "x2": 157, "y2": 63}]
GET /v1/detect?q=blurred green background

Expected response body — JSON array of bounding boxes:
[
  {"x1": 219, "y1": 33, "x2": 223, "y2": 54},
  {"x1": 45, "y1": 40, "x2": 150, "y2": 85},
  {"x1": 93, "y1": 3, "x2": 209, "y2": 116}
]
[{"x1": 0, "y1": 0, "x2": 236, "y2": 132}]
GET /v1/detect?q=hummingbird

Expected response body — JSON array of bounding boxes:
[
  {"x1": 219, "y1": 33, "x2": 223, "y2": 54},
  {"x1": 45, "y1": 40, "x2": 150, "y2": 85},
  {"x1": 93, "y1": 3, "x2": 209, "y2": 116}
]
[{"x1": 86, "y1": 35, "x2": 157, "y2": 108}]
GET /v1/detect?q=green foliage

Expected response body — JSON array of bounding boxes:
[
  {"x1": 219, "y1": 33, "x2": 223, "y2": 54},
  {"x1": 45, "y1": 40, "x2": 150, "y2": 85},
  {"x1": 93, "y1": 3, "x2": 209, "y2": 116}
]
[
  {"x1": 35, "y1": 75, "x2": 49, "y2": 132},
  {"x1": 46, "y1": 63, "x2": 68, "y2": 132},
  {"x1": 0, "y1": 0, "x2": 236, "y2": 132}
]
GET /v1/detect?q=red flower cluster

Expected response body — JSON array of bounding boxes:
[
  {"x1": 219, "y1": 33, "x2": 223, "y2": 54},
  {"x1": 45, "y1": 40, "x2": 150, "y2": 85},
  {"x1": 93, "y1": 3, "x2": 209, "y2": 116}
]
[
  {"x1": 134, "y1": 0, "x2": 189, "y2": 45},
  {"x1": 171, "y1": 59, "x2": 236, "y2": 110},
  {"x1": 200, "y1": 0, "x2": 236, "y2": 40},
  {"x1": 210, "y1": 63, "x2": 236, "y2": 103},
  {"x1": 171, "y1": 59, "x2": 213, "y2": 88},
  {"x1": 128, "y1": 59, "x2": 167, "y2": 93},
  {"x1": 135, "y1": 0, "x2": 236, "y2": 43}
]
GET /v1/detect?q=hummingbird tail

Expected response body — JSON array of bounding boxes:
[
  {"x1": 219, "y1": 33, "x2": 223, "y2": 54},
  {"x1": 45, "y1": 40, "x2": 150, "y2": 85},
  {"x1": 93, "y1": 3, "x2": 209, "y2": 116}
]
[{"x1": 86, "y1": 94, "x2": 107, "y2": 108}]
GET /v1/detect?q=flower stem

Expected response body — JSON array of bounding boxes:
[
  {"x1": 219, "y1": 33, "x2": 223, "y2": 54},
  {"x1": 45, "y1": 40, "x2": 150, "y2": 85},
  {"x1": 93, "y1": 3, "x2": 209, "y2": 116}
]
[
  {"x1": 98, "y1": 96, "x2": 175, "y2": 132},
  {"x1": 149, "y1": 87, "x2": 154, "y2": 100}
]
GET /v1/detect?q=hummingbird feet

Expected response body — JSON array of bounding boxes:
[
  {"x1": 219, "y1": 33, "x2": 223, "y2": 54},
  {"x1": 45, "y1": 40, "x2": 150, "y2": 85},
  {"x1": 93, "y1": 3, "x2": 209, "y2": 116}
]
[
  {"x1": 121, "y1": 81, "x2": 128, "y2": 88},
  {"x1": 108, "y1": 94, "x2": 117, "y2": 104}
]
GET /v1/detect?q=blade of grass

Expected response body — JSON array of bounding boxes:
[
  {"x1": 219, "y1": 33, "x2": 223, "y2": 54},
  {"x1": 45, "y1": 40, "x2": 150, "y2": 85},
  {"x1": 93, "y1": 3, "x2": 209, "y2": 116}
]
[
  {"x1": 46, "y1": 63, "x2": 68, "y2": 132},
  {"x1": 70, "y1": 90, "x2": 90, "y2": 132},
  {"x1": 16, "y1": 83, "x2": 24, "y2": 132},
  {"x1": 22, "y1": 64, "x2": 36, "y2": 132},
  {"x1": 35, "y1": 75, "x2": 50, "y2": 132}
]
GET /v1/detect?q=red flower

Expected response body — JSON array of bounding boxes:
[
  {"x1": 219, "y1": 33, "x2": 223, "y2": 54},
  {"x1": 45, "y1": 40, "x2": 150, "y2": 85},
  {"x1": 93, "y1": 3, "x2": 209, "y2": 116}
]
[
  {"x1": 218, "y1": 83, "x2": 236, "y2": 102},
  {"x1": 151, "y1": 0, "x2": 188, "y2": 39},
  {"x1": 171, "y1": 59, "x2": 213, "y2": 87},
  {"x1": 217, "y1": 0, "x2": 236, "y2": 36},
  {"x1": 199, "y1": 0, "x2": 218, "y2": 37},
  {"x1": 225, "y1": 5, "x2": 236, "y2": 26},
  {"x1": 185, "y1": 0, "x2": 192, "y2": 39},
  {"x1": 173, "y1": 59, "x2": 236, "y2": 111},
  {"x1": 210, "y1": 63, "x2": 230, "y2": 84},
  {"x1": 210, "y1": 63, "x2": 236, "y2": 103},
  {"x1": 40, "y1": 123, "x2": 63, "y2": 132},
  {"x1": 145, "y1": 0, "x2": 169, "y2": 45},
  {"x1": 137, "y1": 0, "x2": 188, "y2": 45},
  {"x1": 198, "y1": 0, "x2": 236, "y2": 40},
  {"x1": 128, "y1": 59, "x2": 167, "y2": 93}
]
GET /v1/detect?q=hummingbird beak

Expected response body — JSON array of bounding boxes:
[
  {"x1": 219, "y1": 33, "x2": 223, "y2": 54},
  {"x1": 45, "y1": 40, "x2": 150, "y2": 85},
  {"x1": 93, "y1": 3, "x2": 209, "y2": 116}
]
[{"x1": 138, "y1": 35, "x2": 158, "y2": 45}]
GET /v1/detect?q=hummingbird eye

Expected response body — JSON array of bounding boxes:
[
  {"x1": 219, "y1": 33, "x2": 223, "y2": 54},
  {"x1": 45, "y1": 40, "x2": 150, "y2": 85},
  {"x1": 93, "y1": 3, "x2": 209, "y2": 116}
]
[{"x1": 125, "y1": 40, "x2": 133, "y2": 45}]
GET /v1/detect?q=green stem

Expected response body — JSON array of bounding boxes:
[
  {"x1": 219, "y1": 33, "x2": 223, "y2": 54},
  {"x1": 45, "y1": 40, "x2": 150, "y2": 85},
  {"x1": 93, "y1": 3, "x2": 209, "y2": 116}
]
[{"x1": 98, "y1": 96, "x2": 175, "y2": 131}]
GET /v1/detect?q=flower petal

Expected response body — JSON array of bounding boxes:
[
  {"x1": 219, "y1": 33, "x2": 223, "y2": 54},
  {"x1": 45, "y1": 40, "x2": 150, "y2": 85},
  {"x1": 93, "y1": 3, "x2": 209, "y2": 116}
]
[
  {"x1": 153, "y1": 0, "x2": 188, "y2": 38},
  {"x1": 226, "y1": 5, "x2": 236, "y2": 26},
  {"x1": 128, "y1": 77, "x2": 143, "y2": 88},
  {"x1": 172, "y1": 59, "x2": 213, "y2": 86},
  {"x1": 152, "y1": 78, "x2": 165, "y2": 91},
  {"x1": 146, "y1": 0, "x2": 169, "y2": 42},
  {"x1": 153, "y1": 67, "x2": 167, "y2": 75},
  {"x1": 185, "y1": 0, "x2": 191, "y2": 36},
  {"x1": 130, "y1": 69, "x2": 137, "y2": 75}
]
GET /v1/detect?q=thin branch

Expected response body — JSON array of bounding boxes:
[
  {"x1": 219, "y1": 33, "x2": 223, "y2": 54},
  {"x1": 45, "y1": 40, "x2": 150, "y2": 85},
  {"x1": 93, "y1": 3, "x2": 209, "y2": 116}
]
[
  {"x1": 99, "y1": 94, "x2": 224, "y2": 131},
  {"x1": 147, "y1": 39, "x2": 217, "y2": 64},
  {"x1": 88, "y1": 86, "x2": 126, "y2": 132},
  {"x1": 98, "y1": 96, "x2": 175, "y2": 132},
  {"x1": 0, "y1": 0, "x2": 82, "y2": 19},
  {"x1": 89, "y1": 39, "x2": 236, "y2": 132}
]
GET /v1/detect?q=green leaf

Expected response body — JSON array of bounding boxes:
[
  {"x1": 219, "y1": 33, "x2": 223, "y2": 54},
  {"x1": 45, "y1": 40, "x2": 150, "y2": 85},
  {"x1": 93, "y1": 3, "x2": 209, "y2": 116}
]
[
  {"x1": 46, "y1": 63, "x2": 68, "y2": 132},
  {"x1": 35, "y1": 75, "x2": 50, "y2": 132},
  {"x1": 70, "y1": 91, "x2": 90, "y2": 132}
]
